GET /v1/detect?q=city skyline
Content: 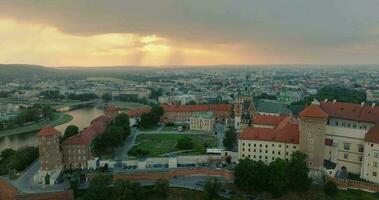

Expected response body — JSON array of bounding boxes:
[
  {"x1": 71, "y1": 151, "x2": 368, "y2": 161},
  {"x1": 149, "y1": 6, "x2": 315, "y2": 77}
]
[{"x1": 1, "y1": 0, "x2": 379, "y2": 67}]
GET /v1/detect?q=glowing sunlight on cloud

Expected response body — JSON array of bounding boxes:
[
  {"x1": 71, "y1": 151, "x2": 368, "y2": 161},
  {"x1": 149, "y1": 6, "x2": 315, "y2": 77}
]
[{"x1": 0, "y1": 18, "x2": 254, "y2": 67}]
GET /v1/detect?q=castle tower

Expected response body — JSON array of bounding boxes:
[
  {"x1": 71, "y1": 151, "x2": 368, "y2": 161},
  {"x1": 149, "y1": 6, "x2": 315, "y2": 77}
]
[
  {"x1": 298, "y1": 100, "x2": 329, "y2": 179},
  {"x1": 36, "y1": 126, "x2": 63, "y2": 185}
]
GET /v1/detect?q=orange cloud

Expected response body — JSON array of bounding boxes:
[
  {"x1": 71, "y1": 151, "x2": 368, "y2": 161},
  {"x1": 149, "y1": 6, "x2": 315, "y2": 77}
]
[{"x1": 0, "y1": 18, "x2": 260, "y2": 67}]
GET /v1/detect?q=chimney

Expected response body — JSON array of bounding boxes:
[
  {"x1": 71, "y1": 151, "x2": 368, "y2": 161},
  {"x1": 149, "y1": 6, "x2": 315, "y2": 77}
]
[
  {"x1": 333, "y1": 99, "x2": 336, "y2": 104},
  {"x1": 361, "y1": 102, "x2": 365, "y2": 107},
  {"x1": 372, "y1": 103, "x2": 376, "y2": 108},
  {"x1": 324, "y1": 99, "x2": 328, "y2": 102}
]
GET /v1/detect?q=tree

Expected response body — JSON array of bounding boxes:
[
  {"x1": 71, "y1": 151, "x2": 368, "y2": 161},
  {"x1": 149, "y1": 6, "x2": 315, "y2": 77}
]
[
  {"x1": 324, "y1": 181, "x2": 338, "y2": 197},
  {"x1": 7, "y1": 146, "x2": 39, "y2": 172},
  {"x1": 92, "y1": 126, "x2": 125, "y2": 155},
  {"x1": 268, "y1": 159, "x2": 288, "y2": 197},
  {"x1": 114, "y1": 113, "x2": 131, "y2": 139},
  {"x1": 102, "y1": 93, "x2": 112, "y2": 103},
  {"x1": 223, "y1": 127, "x2": 237, "y2": 151},
  {"x1": 286, "y1": 151, "x2": 312, "y2": 192},
  {"x1": 139, "y1": 105, "x2": 163, "y2": 128},
  {"x1": 0, "y1": 148, "x2": 16, "y2": 160},
  {"x1": 235, "y1": 159, "x2": 269, "y2": 192},
  {"x1": 176, "y1": 136, "x2": 194, "y2": 150},
  {"x1": 113, "y1": 180, "x2": 143, "y2": 200},
  {"x1": 45, "y1": 173, "x2": 50, "y2": 185},
  {"x1": 203, "y1": 178, "x2": 222, "y2": 200},
  {"x1": 63, "y1": 125, "x2": 79, "y2": 140},
  {"x1": 84, "y1": 174, "x2": 113, "y2": 200},
  {"x1": 154, "y1": 179, "x2": 169, "y2": 198},
  {"x1": 255, "y1": 93, "x2": 277, "y2": 100}
]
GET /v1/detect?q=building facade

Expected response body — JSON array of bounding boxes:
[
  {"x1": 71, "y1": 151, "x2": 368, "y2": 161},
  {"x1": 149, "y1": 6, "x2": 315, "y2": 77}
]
[
  {"x1": 190, "y1": 112, "x2": 215, "y2": 132},
  {"x1": 36, "y1": 126, "x2": 63, "y2": 185},
  {"x1": 238, "y1": 100, "x2": 379, "y2": 183},
  {"x1": 162, "y1": 104, "x2": 231, "y2": 124}
]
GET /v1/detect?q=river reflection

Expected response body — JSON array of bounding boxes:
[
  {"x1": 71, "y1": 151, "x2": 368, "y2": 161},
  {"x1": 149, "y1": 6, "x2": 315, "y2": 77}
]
[{"x1": 0, "y1": 107, "x2": 104, "y2": 152}]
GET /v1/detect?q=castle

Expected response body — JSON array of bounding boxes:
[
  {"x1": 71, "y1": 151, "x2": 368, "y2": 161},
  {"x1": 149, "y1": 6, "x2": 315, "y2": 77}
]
[{"x1": 238, "y1": 99, "x2": 379, "y2": 183}]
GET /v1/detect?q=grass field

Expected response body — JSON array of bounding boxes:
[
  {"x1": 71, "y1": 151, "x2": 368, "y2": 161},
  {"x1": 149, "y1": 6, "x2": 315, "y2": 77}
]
[
  {"x1": 130, "y1": 134, "x2": 217, "y2": 156},
  {"x1": 0, "y1": 112, "x2": 73, "y2": 137}
]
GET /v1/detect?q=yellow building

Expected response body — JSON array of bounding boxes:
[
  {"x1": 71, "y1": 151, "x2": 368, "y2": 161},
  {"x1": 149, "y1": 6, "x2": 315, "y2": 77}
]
[{"x1": 190, "y1": 112, "x2": 215, "y2": 132}]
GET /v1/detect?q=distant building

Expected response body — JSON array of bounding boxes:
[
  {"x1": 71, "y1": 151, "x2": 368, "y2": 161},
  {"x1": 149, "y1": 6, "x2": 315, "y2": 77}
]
[
  {"x1": 127, "y1": 107, "x2": 151, "y2": 126},
  {"x1": 62, "y1": 115, "x2": 112, "y2": 169},
  {"x1": 190, "y1": 112, "x2": 215, "y2": 132},
  {"x1": 162, "y1": 104, "x2": 231, "y2": 124},
  {"x1": 36, "y1": 126, "x2": 63, "y2": 185},
  {"x1": 238, "y1": 100, "x2": 379, "y2": 183},
  {"x1": 254, "y1": 99, "x2": 292, "y2": 116},
  {"x1": 234, "y1": 96, "x2": 255, "y2": 130}
]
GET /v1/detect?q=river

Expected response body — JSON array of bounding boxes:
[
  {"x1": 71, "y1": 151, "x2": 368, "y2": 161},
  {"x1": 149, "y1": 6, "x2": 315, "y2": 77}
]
[{"x1": 0, "y1": 107, "x2": 104, "y2": 152}]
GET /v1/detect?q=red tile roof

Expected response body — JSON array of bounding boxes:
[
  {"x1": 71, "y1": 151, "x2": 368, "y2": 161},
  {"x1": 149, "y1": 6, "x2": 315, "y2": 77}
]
[
  {"x1": 364, "y1": 125, "x2": 379, "y2": 143},
  {"x1": 252, "y1": 115, "x2": 288, "y2": 126},
  {"x1": 127, "y1": 107, "x2": 151, "y2": 118},
  {"x1": 105, "y1": 105, "x2": 120, "y2": 112},
  {"x1": 239, "y1": 117, "x2": 299, "y2": 144},
  {"x1": 299, "y1": 105, "x2": 329, "y2": 119},
  {"x1": 63, "y1": 114, "x2": 111, "y2": 145},
  {"x1": 162, "y1": 104, "x2": 232, "y2": 113},
  {"x1": 37, "y1": 126, "x2": 61, "y2": 137},
  {"x1": 319, "y1": 102, "x2": 379, "y2": 123}
]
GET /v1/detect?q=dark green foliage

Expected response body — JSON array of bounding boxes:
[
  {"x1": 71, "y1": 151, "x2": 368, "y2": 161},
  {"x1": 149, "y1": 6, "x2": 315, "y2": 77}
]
[
  {"x1": 40, "y1": 90, "x2": 63, "y2": 100},
  {"x1": 203, "y1": 178, "x2": 222, "y2": 200},
  {"x1": 323, "y1": 181, "x2": 338, "y2": 197},
  {"x1": 223, "y1": 127, "x2": 237, "y2": 151},
  {"x1": 102, "y1": 93, "x2": 112, "y2": 103},
  {"x1": 153, "y1": 179, "x2": 169, "y2": 198},
  {"x1": 255, "y1": 93, "x2": 277, "y2": 100},
  {"x1": 91, "y1": 125, "x2": 124, "y2": 156},
  {"x1": 290, "y1": 86, "x2": 366, "y2": 114},
  {"x1": 234, "y1": 151, "x2": 311, "y2": 197},
  {"x1": 151, "y1": 88, "x2": 163, "y2": 100},
  {"x1": 286, "y1": 151, "x2": 312, "y2": 192},
  {"x1": 44, "y1": 173, "x2": 50, "y2": 185},
  {"x1": 84, "y1": 174, "x2": 113, "y2": 200},
  {"x1": 128, "y1": 147, "x2": 150, "y2": 157},
  {"x1": 114, "y1": 113, "x2": 131, "y2": 139},
  {"x1": 63, "y1": 125, "x2": 79, "y2": 140},
  {"x1": 112, "y1": 179, "x2": 144, "y2": 200},
  {"x1": 0, "y1": 147, "x2": 38, "y2": 175},
  {"x1": 176, "y1": 136, "x2": 194, "y2": 150},
  {"x1": 15, "y1": 104, "x2": 53, "y2": 125},
  {"x1": 268, "y1": 159, "x2": 288, "y2": 197},
  {"x1": 139, "y1": 105, "x2": 163, "y2": 128},
  {"x1": 68, "y1": 93, "x2": 98, "y2": 101}
]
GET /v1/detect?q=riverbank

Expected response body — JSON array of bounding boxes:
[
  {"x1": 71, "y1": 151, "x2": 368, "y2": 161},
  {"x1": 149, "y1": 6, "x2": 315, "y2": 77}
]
[{"x1": 0, "y1": 112, "x2": 73, "y2": 138}]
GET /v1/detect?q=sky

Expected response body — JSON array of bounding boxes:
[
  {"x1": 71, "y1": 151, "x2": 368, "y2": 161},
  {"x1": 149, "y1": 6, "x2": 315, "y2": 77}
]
[{"x1": 0, "y1": 0, "x2": 379, "y2": 67}]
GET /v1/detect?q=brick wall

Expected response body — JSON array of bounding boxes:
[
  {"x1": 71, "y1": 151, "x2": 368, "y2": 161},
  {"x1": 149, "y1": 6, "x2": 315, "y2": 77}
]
[
  {"x1": 0, "y1": 178, "x2": 74, "y2": 200},
  {"x1": 326, "y1": 175, "x2": 379, "y2": 192},
  {"x1": 0, "y1": 178, "x2": 17, "y2": 200},
  {"x1": 104, "y1": 168, "x2": 234, "y2": 182}
]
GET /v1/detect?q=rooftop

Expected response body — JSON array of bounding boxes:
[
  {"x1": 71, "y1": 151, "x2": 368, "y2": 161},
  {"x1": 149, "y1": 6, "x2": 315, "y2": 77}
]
[{"x1": 37, "y1": 126, "x2": 61, "y2": 137}]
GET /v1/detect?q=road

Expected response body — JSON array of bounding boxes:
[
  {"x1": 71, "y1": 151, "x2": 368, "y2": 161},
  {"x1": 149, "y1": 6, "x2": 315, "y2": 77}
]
[
  {"x1": 215, "y1": 123, "x2": 225, "y2": 149},
  {"x1": 6, "y1": 160, "x2": 69, "y2": 194},
  {"x1": 115, "y1": 127, "x2": 140, "y2": 160}
]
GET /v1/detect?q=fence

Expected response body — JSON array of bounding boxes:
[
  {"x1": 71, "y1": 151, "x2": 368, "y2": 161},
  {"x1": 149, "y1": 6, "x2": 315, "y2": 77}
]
[{"x1": 326, "y1": 175, "x2": 379, "y2": 192}]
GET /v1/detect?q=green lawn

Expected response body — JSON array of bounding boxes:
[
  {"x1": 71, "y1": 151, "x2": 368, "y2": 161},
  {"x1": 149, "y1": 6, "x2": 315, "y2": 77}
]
[
  {"x1": 335, "y1": 189, "x2": 379, "y2": 200},
  {"x1": 130, "y1": 134, "x2": 217, "y2": 157},
  {"x1": 0, "y1": 112, "x2": 73, "y2": 137}
]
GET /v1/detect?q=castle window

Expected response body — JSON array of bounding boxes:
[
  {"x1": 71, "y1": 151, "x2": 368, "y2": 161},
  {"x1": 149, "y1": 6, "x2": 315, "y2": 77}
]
[
  {"x1": 374, "y1": 162, "x2": 378, "y2": 168},
  {"x1": 343, "y1": 153, "x2": 349, "y2": 159},
  {"x1": 374, "y1": 153, "x2": 379, "y2": 158},
  {"x1": 344, "y1": 143, "x2": 351, "y2": 151},
  {"x1": 373, "y1": 172, "x2": 377, "y2": 177},
  {"x1": 358, "y1": 145, "x2": 364, "y2": 153}
]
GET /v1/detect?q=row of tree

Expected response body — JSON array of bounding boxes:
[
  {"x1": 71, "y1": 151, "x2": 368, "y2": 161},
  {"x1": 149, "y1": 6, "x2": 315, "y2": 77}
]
[
  {"x1": 92, "y1": 113, "x2": 131, "y2": 156},
  {"x1": 83, "y1": 174, "x2": 169, "y2": 200},
  {"x1": 138, "y1": 105, "x2": 163, "y2": 128},
  {"x1": 234, "y1": 151, "x2": 312, "y2": 197},
  {"x1": 289, "y1": 85, "x2": 367, "y2": 114},
  {"x1": 0, "y1": 147, "x2": 39, "y2": 176}
]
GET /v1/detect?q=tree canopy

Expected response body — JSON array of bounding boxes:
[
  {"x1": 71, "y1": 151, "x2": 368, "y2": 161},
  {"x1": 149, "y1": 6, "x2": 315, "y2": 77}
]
[
  {"x1": 234, "y1": 151, "x2": 311, "y2": 197},
  {"x1": 63, "y1": 125, "x2": 79, "y2": 141},
  {"x1": 223, "y1": 127, "x2": 237, "y2": 151}
]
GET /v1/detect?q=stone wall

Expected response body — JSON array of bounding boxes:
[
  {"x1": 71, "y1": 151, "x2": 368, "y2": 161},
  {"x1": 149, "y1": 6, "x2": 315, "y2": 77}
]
[
  {"x1": 99, "y1": 168, "x2": 235, "y2": 182},
  {"x1": 326, "y1": 175, "x2": 379, "y2": 192}
]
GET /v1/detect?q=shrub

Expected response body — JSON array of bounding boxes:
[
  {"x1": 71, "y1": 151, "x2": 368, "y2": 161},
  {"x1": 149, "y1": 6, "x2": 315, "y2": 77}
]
[{"x1": 324, "y1": 181, "x2": 338, "y2": 197}]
